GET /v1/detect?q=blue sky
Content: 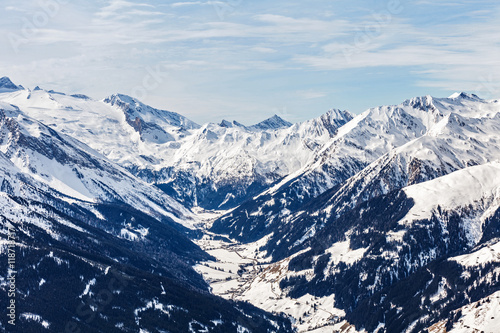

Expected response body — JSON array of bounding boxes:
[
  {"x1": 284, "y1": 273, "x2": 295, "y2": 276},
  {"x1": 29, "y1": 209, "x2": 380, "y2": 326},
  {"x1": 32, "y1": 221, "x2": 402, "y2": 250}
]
[{"x1": 1, "y1": 0, "x2": 499, "y2": 124}]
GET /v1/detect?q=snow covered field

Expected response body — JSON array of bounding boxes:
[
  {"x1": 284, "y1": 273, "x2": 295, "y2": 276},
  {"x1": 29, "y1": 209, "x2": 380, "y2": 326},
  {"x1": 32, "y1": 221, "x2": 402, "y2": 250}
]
[
  {"x1": 194, "y1": 230, "x2": 354, "y2": 332},
  {"x1": 428, "y1": 290, "x2": 500, "y2": 333}
]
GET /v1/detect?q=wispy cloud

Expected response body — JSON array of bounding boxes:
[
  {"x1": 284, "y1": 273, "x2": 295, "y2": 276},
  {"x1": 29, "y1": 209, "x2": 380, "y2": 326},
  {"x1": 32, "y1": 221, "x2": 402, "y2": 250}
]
[
  {"x1": 296, "y1": 90, "x2": 327, "y2": 99},
  {"x1": 170, "y1": 1, "x2": 224, "y2": 8},
  {"x1": 5, "y1": 6, "x2": 26, "y2": 12},
  {"x1": 96, "y1": 0, "x2": 155, "y2": 18},
  {"x1": 293, "y1": 6, "x2": 500, "y2": 97},
  {"x1": 251, "y1": 47, "x2": 277, "y2": 54}
]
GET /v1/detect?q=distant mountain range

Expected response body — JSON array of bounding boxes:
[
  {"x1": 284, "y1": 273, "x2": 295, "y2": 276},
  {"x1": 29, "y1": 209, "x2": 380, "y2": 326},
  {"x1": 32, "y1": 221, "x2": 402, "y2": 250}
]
[{"x1": 0, "y1": 76, "x2": 499, "y2": 332}]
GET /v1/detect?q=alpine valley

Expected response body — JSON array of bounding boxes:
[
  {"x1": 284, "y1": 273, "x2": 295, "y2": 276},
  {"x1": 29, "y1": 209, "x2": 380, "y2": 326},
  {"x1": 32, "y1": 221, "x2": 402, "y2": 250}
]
[{"x1": 0, "y1": 76, "x2": 499, "y2": 333}]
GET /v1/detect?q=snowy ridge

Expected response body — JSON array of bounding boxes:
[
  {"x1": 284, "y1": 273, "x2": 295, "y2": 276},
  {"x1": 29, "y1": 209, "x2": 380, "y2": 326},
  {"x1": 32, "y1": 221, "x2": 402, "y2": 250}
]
[
  {"x1": 450, "y1": 239, "x2": 500, "y2": 268},
  {"x1": 428, "y1": 290, "x2": 500, "y2": 333},
  {"x1": 211, "y1": 94, "x2": 486, "y2": 243},
  {"x1": 0, "y1": 105, "x2": 192, "y2": 224},
  {"x1": 103, "y1": 93, "x2": 200, "y2": 130},
  {"x1": 0, "y1": 84, "x2": 354, "y2": 209},
  {"x1": 210, "y1": 93, "x2": 500, "y2": 332},
  {"x1": 126, "y1": 106, "x2": 352, "y2": 208},
  {"x1": 316, "y1": 111, "x2": 500, "y2": 225},
  {"x1": 403, "y1": 162, "x2": 500, "y2": 229},
  {"x1": 103, "y1": 93, "x2": 199, "y2": 144}
]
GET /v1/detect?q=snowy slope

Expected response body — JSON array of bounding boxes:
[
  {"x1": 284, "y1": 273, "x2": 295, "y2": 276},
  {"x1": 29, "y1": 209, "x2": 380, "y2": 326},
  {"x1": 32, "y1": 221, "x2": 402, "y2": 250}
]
[
  {"x1": 403, "y1": 162, "x2": 500, "y2": 234},
  {"x1": 161, "y1": 108, "x2": 352, "y2": 183},
  {"x1": 202, "y1": 160, "x2": 500, "y2": 332},
  {"x1": 124, "y1": 108, "x2": 353, "y2": 208},
  {"x1": 216, "y1": 162, "x2": 499, "y2": 332},
  {"x1": 0, "y1": 89, "x2": 294, "y2": 333},
  {"x1": 447, "y1": 292, "x2": 500, "y2": 333},
  {"x1": 427, "y1": 290, "x2": 500, "y2": 333},
  {"x1": 103, "y1": 93, "x2": 199, "y2": 144},
  {"x1": 311, "y1": 110, "x2": 500, "y2": 231},
  {"x1": 285, "y1": 161, "x2": 500, "y2": 275},
  {"x1": 0, "y1": 158, "x2": 291, "y2": 333},
  {"x1": 450, "y1": 239, "x2": 500, "y2": 268},
  {"x1": 262, "y1": 163, "x2": 500, "y2": 331},
  {"x1": 287, "y1": 93, "x2": 500, "y2": 203},
  {"x1": 0, "y1": 103, "x2": 192, "y2": 225},
  {"x1": 210, "y1": 95, "x2": 500, "y2": 331}
]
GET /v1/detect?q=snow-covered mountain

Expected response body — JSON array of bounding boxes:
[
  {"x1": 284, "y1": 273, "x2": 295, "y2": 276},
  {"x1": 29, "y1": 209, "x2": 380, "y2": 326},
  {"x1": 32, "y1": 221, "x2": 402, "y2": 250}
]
[
  {"x1": 217, "y1": 114, "x2": 293, "y2": 131},
  {"x1": 209, "y1": 93, "x2": 500, "y2": 332},
  {"x1": 258, "y1": 98, "x2": 500, "y2": 258},
  {"x1": 0, "y1": 100, "x2": 190, "y2": 224},
  {"x1": 103, "y1": 93, "x2": 200, "y2": 144},
  {"x1": 0, "y1": 85, "x2": 353, "y2": 209},
  {"x1": 212, "y1": 94, "x2": 500, "y2": 242},
  {"x1": 0, "y1": 165, "x2": 290, "y2": 332},
  {"x1": 0, "y1": 77, "x2": 22, "y2": 92},
  {"x1": 248, "y1": 114, "x2": 293, "y2": 131},
  {"x1": 0, "y1": 88, "x2": 199, "y2": 165},
  {"x1": 145, "y1": 108, "x2": 352, "y2": 208},
  {"x1": 1, "y1": 76, "x2": 499, "y2": 332},
  {"x1": 0, "y1": 90, "x2": 292, "y2": 332},
  {"x1": 204, "y1": 162, "x2": 500, "y2": 332}
]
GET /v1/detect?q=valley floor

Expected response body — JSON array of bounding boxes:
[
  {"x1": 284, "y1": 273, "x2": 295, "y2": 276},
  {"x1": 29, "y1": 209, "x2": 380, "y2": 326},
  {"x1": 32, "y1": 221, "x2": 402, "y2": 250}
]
[
  {"x1": 191, "y1": 210, "x2": 500, "y2": 333},
  {"x1": 192, "y1": 211, "x2": 357, "y2": 333}
]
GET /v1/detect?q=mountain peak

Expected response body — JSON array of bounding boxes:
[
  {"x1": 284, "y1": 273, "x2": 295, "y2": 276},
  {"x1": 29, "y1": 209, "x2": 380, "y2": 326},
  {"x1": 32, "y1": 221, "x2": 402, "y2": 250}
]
[
  {"x1": 0, "y1": 77, "x2": 20, "y2": 90},
  {"x1": 103, "y1": 93, "x2": 157, "y2": 114},
  {"x1": 219, "y1": 119, "x2": 233, "y2": 128},
  {"x1": 103, "y1": 93, "x2": 138, "y2": 106},
  {"x1": 70, "y1": 94, "x2": 91, "y2": 100},
  {"x1": 103, "y1": 93, "x2": 200, "y2": 130},
  {"x1": 401, "y1": 95, "x2": 439, "y2": 112},
  {"x1": 219, "y1": 119, "x2": 247, "y2": 128},
  {"x1": 324, "y1": 109, "x2": 354, "y2": 121},
  {"x1": 448, "y1": 92, "x2": 482, "y2": 101},
  {"x1": 249, "y1": 114, "x2": 292, "y2": 131}
]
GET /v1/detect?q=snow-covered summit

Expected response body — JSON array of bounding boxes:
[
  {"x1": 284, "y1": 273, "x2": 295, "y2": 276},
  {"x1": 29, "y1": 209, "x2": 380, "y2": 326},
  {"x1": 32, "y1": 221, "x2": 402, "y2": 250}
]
[
  {"x1": 448, "y1": 92, "x2": 482, "y2": 101},
  {"x1": 101, "y1": 93, "x2": 201, "y2": 144},
  {"x1": 402, "y1": 95, "x2": 438, "y2": 112},
  {"x1": 2, "y1": 80, "x2": 498, "y2": 214},
  {"x1": 217, "y1": 114, "x2": 292, "y2": 131},
  {"x1": 218, "y1": 119, "x2": 247, "y2": 128},
  {"x1": 0, "y1": 76, "x2": 20, "y2": 91},
  {"x1": 248, "y1": 114, "x2": 293, "y2": 131},
  {"x1": 103, "y1": 93, "x2": 200, "y2": 130},
  {"x1": 322, "y1": 108, "x2": 354, "y2": 127}
]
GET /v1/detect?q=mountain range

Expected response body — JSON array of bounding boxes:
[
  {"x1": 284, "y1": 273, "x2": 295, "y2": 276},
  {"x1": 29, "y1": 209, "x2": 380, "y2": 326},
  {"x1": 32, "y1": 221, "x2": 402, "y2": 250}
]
[{"x1": 0, "y1": 76, "x2": 499, "y2": 333}]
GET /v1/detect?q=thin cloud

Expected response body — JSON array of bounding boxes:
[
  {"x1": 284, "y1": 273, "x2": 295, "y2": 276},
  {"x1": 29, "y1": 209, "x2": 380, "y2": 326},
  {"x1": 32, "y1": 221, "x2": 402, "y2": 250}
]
[
  {"x1": 96, "y1": 0, "x2": 156, "y2": 18},
  {"x1": 294, "y1": 9, "x2": 500, "y2": 98},
  {"x1": 171, "y1": 1, "x2": 225, "y2": 8},
  {"x1": 251, "y1": 47, "x2": 278, "y2": 54},
  {"x1": 5, "y1": 6, "x2": 26, "y2": 12},
  {"x1": 296, "y1": 90, "x2": 327, "y2": 99}
]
